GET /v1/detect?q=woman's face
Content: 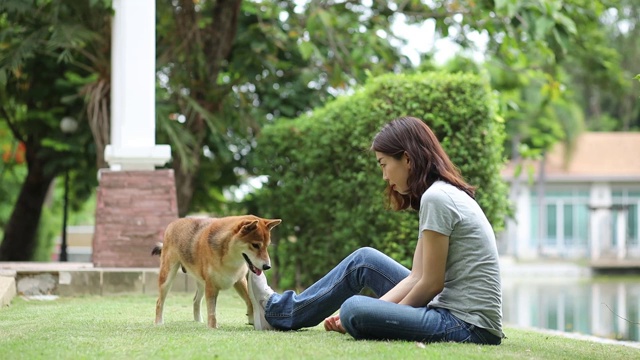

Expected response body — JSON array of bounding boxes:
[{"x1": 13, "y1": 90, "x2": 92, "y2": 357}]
[{"x1": 375, "y1": 151, "x2": 410, "y2": 195}]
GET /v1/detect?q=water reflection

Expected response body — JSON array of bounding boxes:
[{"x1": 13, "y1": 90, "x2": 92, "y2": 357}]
[{"x1": 502, "y1": 278, "x2": 640, "y2": 341}]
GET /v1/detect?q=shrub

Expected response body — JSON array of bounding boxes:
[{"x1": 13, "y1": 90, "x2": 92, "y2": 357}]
[{"x1": 249, "y1": 72, "x2": 509, "y2": 288}]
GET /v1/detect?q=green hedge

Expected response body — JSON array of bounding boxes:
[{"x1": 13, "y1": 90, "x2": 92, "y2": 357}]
[{"x1": 249, "y1": 72, "x2": 509, "y2": 288}]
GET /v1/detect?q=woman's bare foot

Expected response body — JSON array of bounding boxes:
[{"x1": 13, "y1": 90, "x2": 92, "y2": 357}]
[{"x1": 323, "y1": 314, "x2": 346, "y2": 334}]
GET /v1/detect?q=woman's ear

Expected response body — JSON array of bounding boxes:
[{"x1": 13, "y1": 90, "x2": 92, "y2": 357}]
[{"x1": 403, "y1": 151, "x2": 411, "y2": 165}]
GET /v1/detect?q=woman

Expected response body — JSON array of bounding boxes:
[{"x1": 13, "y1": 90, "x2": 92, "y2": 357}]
[{"x1": 248, "y1": 116, "x2": 504, "y2": 344}]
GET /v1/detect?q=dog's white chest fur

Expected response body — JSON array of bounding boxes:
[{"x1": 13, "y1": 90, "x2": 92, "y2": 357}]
[{"x1": 204, "y1": 264, "x2": 248, "y2": 289}]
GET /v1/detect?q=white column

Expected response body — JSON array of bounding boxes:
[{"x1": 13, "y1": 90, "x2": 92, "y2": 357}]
[
  {"x1": 590, "y1": 283, "x2": 603, "y2": 337},
  {"x1": 557, "y1": 293, "x2": 566, "y2": 331},
  {"x1": 515, "y1": 185, "x2": 535, "y2": 259},
  {"x1": 616, "y1": 283, "x2": 628, "y2": 339},
  {"x1": 558, "y1": 199, "x2": 565, "y2": 256},
  {"x1": 105, "y1": 0, "x2": 171, "y2": 171},
  {"x1": 516, "y1": 282, "x2": 533, "y2": 327},
  {"x1": 589, "y1": 183, "x2": 612, "y2": 261},
  {"x1": 616, "y1": 208, "x2": 627, "y2": 259},
  {"x1": 589, "y1": 211, "x2": 600, "y2": 261}
]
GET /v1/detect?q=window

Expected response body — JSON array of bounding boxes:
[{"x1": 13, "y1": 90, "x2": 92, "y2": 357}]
[
  {"x1": 576, "y1": 205, "x2": 588, "y2": 245},
  {"x1": 531, "y1": 203, "x2": 539, "y2": 248},
  {"x1": 564, "y1": 204, "x2": 573, "y2": 240},
  {"x1": 530, "y1": 189, "x2": 590, "y2": 252}
]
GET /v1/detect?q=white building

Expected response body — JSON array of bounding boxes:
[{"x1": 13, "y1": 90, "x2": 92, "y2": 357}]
[{"x1": 500, "y1": 132, "x2": 640, "y2": 263}]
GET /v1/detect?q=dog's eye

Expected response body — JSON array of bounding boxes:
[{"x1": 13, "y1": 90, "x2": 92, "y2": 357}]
[{"x1": 252, "y1": 243, "x2": 260, "y2": 249}]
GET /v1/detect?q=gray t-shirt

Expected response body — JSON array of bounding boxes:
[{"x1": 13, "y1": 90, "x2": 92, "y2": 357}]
[{"x1": 419, "y1": 181, "x2": 504, "y2": 338}]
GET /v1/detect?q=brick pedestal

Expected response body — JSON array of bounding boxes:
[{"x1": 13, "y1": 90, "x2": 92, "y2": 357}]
[{"x1": 93, "y1": 169, "x2": 178, "y2": 267}]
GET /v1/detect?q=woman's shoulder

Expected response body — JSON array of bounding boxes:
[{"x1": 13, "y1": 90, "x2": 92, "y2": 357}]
[
  {"x1": 421, "y1": 181, "x2": 472, "y2": 206},
  {"x1": 419, "y1": 182, "x2": 463, "y2": 222},
  {"x1": 423, "y1": 180, "x2": 456, "y2": 195},
  {"x1": 421, "y1": 181, "x2": 454, "y2": 203}
]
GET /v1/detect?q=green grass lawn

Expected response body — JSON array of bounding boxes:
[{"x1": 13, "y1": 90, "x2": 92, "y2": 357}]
[{"x1": 0, "y1": 291, "x2": 638, "y2": 360}]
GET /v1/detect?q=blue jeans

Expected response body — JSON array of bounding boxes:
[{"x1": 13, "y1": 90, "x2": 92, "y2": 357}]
[{"x1": 264, "y1": 247, "x2": 500, "y2": 345}]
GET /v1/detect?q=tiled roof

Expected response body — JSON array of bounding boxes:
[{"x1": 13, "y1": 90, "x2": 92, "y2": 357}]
[{"x1": 502, "y1": 132, "x2": 640, "y2": 180}]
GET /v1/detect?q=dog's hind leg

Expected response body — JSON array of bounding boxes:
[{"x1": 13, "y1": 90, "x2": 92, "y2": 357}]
[
  {"x1": 204, "y1": 279, "x2": 220, "y2": 329},
  {"x1": 155, "y1": 261, "x2": 180, "y2": 325},
  {"x1": 234, "y1": 276, "x2": 254, "y2": 325},
  {"x1": 193, "y1": 282, "x2": 205, "y2": 323}
]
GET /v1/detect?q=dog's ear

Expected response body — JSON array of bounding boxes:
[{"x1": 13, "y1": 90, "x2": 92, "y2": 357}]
[
  {"x1": 266, "y1": 219, "x2": 282, "y2": 231},
  {"x1": 240, "y1": 220, "x2": 259, "y2": 235}
]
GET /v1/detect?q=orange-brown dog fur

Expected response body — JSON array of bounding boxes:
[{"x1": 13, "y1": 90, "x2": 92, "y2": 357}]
[{"x1": 152, "y1": 215, "x2": 281, "y2": 328}]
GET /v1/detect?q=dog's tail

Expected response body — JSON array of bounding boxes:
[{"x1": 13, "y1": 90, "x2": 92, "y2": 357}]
[
  {"x1": 151, "y1": 243, "x2": 186, "y2": 273},
  {"x1": 151, "y1": 243, "x2": 163, "y2": 256}
]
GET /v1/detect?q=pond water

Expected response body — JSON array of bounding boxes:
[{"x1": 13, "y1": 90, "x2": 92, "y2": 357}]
[{"x1": 502, "y1": 277, "x2": 640, "y2": 342}]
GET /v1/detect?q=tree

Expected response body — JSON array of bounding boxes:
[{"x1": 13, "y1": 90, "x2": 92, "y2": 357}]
[
  {"x1": 564, "y1": 0, "x2": 639, "y2": 131},
  {"x1": 160, "y1": 0, "x2": 624, "y2": 215},
  {"x1": 0, "y1": 122, "x2": 26, "y2": 241},
  {"x1": 0, "y1": 0, "x2": 628, "y2": 260},
  {"x1": 0, "y1": 1, "x2": 108, "y2": 260},
  {"x1": 155, "y1": 0, "x2": 410, "y2": 216}
]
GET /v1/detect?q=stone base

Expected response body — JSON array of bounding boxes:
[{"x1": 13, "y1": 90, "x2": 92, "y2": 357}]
[
  {"x1": 93, "y1": 169, "x2": 178, "y2": 267},
  {"x1": 0, "y1": 267, "x2": 198, "y2": 297},
  {"x1": 0, "y1": 275, "x2": 16, "y2": 307}
]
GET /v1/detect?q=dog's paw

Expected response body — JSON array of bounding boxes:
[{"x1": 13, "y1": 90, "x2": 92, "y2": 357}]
[{"x1": 207, "y1": 319, "x2": 218, "y2": 329}]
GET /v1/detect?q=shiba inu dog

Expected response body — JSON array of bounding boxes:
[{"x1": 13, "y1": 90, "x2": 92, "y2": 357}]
[{"x1": 152, "y1": 215, "x2": 281, "y2": 328}]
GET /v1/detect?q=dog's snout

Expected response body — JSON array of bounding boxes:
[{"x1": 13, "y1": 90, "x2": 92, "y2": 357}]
[{"x1": 262, "y1": 264, "x2": 271, "y2": 271}]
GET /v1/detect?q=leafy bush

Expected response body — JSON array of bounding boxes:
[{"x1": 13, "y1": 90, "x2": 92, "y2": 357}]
[{"x1": 249, "y1": 72, "x2": 509, "y2": 288}]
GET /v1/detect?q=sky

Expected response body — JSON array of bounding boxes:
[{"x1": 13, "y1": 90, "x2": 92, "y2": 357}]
[
  {"x1": 286, "y1": 0, "x2": 486, "y2": 66},
  {"x1": 391, "y1": 14, "x2": 487, "y2": 66}
]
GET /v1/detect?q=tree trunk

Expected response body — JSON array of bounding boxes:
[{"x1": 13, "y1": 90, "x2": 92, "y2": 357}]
[
  {"x1": 620, "y1": 95, "x2": 633, "y2": 131},
  {"x1": 173, "y1": 148, "x2": 202, "y2": 217},
  {"x1": 587, "y1": 86, "x2": 601, "y2": 122},
  {"x1": 85, "y1": 78, "x2": 111, "y2": 169},
  {"x1": 0, "y1": 155, "x2": 55, "y2": 261},
  {"x1": 165, "y1": 0, "x2": 242, "y2": 216}
]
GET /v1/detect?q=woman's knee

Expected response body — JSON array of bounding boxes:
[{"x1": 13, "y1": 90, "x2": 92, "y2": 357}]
[
  {"x1": 340, "y1": 295, "x2": 365, "y2": 317},
  {"x1": 339, "y1": 295, "x2": 371, "y2": 338},
  {"x1": 350, "y1": 247, "x2": 382, "y2": 263}
]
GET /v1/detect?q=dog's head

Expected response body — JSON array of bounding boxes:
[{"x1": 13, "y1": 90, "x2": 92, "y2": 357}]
[{"x1": 236, "y1": 216, "x2": 281, "y2": 276}]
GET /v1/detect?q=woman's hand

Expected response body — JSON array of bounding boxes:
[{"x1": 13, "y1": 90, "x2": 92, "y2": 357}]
[{"x1": 323, "y1": 314, "x2": 346, "y2": 334}]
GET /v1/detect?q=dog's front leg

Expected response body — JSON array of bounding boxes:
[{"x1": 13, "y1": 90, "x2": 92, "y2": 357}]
[
  {"x1": 205, "y1": 279, "x2": 219, "y2": 328},
  {"x1": 233, "y1": 276, "x2": 253, "y2": 325}
]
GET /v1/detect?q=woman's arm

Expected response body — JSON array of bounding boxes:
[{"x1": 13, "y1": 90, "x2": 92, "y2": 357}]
[
  {"x1": 379, "y1": 237, "x2": 424, "y2": 303},
  {"x1": 324, "y1": 230, "x2": 448, "y2": 333},
  {"x1": 324, "y1": 238, "x2": 425, "y2": 333},
  {"x1": 397, "y1": 229, "x2": 448, "y2": 307}
]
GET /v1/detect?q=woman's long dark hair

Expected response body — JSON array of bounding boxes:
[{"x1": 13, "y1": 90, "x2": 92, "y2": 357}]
[{"x1": 371, "y1": 116, "x2": 475, "y2": 211}]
